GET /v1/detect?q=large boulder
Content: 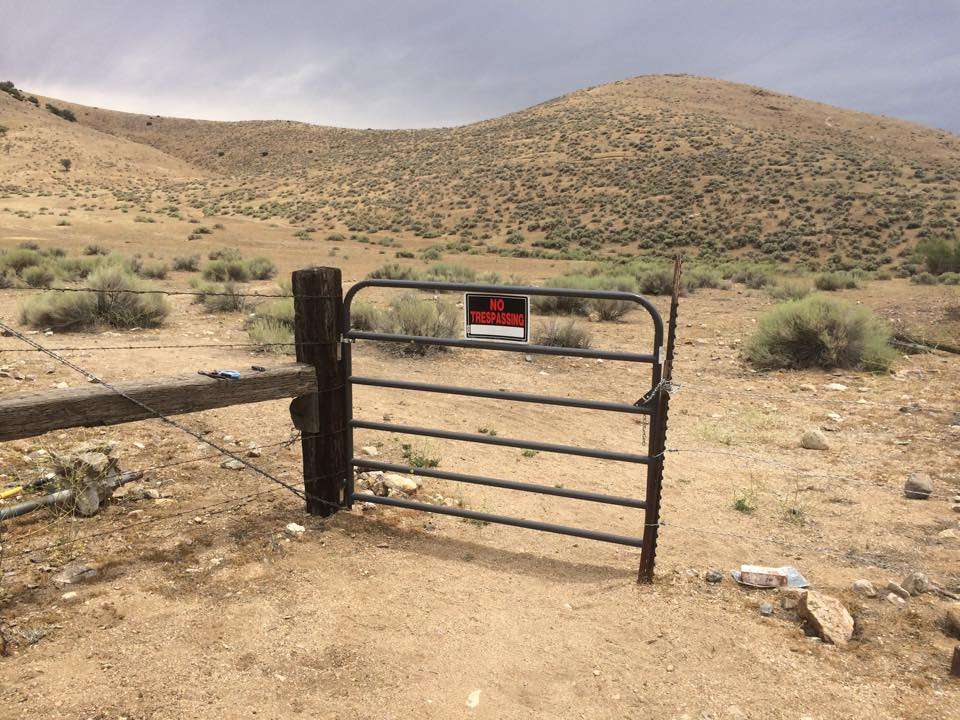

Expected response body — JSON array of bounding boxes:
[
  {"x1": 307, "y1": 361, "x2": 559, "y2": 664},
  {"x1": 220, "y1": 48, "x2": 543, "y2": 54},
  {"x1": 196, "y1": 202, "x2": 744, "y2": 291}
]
[{"x1": 798, "y1": 591, "x2": 855, "y2": 645}]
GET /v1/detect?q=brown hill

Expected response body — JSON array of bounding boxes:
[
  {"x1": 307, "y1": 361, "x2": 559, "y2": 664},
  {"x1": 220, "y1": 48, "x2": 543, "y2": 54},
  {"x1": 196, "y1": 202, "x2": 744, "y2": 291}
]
[{"x1": 7, "y1": 75, "x2": 960, "y2": 269}]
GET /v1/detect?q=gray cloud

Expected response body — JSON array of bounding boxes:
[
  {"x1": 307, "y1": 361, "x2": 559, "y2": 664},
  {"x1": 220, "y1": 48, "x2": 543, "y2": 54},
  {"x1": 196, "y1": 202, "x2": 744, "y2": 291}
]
[{"x1": 1, "y1": 0, "x2": 957, "y2": 132}]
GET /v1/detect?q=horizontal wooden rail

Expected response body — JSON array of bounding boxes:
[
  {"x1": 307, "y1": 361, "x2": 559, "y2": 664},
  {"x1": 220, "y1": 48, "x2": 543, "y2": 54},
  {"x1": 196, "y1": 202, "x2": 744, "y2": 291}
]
[{"x1": 0, "y1": 363, "x2": 317, "y2": 442}]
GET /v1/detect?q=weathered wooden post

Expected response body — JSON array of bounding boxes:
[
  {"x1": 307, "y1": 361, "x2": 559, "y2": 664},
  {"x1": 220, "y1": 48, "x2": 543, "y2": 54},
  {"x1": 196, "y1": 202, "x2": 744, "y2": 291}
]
[
  {"x1": 638, "y1": 256, "x2": 682, "y2": 583},
  {"x1": 291, "y1": 267, "x2": 347, "y2": 516}
]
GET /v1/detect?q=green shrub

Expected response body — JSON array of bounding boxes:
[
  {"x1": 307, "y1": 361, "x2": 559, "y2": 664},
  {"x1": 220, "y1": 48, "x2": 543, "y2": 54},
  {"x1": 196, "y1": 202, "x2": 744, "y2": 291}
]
[
  {"x1": 914, "y1": 237, "x2": 960, "y2": 275},
  {"x1": 636, "y1": 267, "x2": 677, "y2": 295},
  {"x1": 768, "y1": 279, "x2": 812, "y2": 301},
  {"x1": 380, "y1": 294, "x2": 457, "y2": 355},
  {"x1": 22, "y1": 264, "x2": 54, "y2": 288},
  {"x1": 139, "y1": 261, "x2": 168, "y2": 279},
  {"x1": 208, "y1": 247, "x2": 243, "y2": 261},
  {"x1": 814, "y1": 272, "x2": 859, "y2": 291},
  {"x1": 425, "y1": 263, "x2": 477, "y2": 283},
  {"x1": 0, "y1": 247, "x2": 42, "y2": 274},
  {"x1": 172, "y1": 255, "x2": 200, "y2": 271},
  {"x1": 83, "y1": 243, "x2": 110, "y2": 256},
  {"x1": 684, "y1": 267, "x2": 727, "y2": 290},
  {"x1": 534, "y1": 319, "x2": 592, "y2": 348},
  {"x1": 351, "y1": 301, "x2": 382, "y2": 331},
  {"x1": 202, "y1": 282, "x2": 245, "y2": 312},
  {"x1": 19, "y1": 266, "x2": 169, "y2": 331},
  {"x1": 247, "y1": 318, "x2": 293, "y2": 353},
  {"x1": 367, "y1": 263, "x2": 421, "y2": 280},
  {"x1": 589, "y1": 297, "x2": 633, "y2": 321},
  {"x1": 744, "y1": 295, "x2": 894, "y2": 372},
  {"x1": 732, "y1": 266, "x2": 774, "y2": 289},
  {"x1": 0, "y1": 269, "x2": 17, "y2": 289},
  {"x1": 940, "y1": 272, "x2": 960, "y2": 286},
  {"x1": 246, "y1": 256, "x2": 277, "y2": 280},
  {"x1": 910, "y1": 271, "x2": 939, "y2": 285},
  {"x1": 203, "y1": 258, "x2": 251, "y2": 282},
  {"x1": 252, "y1": 297, "x2": 294, "y2": 327},
  {"x1": 532, "y1": 274, "x2": 593, "y2": 315}
]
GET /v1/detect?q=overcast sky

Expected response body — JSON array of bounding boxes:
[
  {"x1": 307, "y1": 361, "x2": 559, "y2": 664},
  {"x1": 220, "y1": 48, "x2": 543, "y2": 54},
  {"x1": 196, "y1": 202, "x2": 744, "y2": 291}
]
[{"x1": 1, "y1": 1, "x2": 958, "y2": 132}]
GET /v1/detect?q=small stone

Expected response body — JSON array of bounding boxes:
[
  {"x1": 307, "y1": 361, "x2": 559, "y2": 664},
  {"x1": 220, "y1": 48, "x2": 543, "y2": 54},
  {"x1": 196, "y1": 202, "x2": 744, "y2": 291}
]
[
  {"x1": 825, "y1": 412, "x2": 843, "y2": 422},
  {"x1": 851, "y1": 579, "x2": 876, "y2": 597},
  {"x1": 952, "y1": 504, "x2": 960, "y2": 514},
  {"x1": 284, "y1": 522, "x2": 305, "y2": 538},
  {"x1": 220, "y1": 459, "x2": 245, "y2": 470},
  {"x1": 705, "y1": 569, "x2": 723, "y2": 584},
  {"x1": 800, "y1": 429, "x2": 829, "y2": 450},
  {"x1": 901, "y1": 572, "x2": 930, "y2": 596},
  {"x1": 937, "y1": 529, "x2": 958, "y2": 540},
  {"x1": 382, "y1": 472, "x2": 420, "y2": 495},
  {"x1": 53, "y1": 562, "x2": 98, "y2": 586},
  {"x1": 132, "y1": 442, "x2": 146, "y2": 450},
  {"x1": 55, "y1": 381, "x2": 69, "y2": 389},
  {"x1": 143, "y1": 488, "x2": 161, "y2": 500},
  {"x1": 466, "y1": 690, "x2": 481, "y2": 710},
  {"x1": 361, "y1": 445, "x2": 379, "y2": 457},
  {"x1": 759, "y1": 603, "x2": 773, "y2": 617},
  {"x1": 61, "y1": 591, "x2": 80, "y2": 603},
  {"x1": 885, "y1": 592, "x2": 907, "y2": 607},
  {"x1": 903, "y1": 473, "x2": 933, "y2": 499},
  {"x1": 885, "y1": 581, "x2": 910, "y2": 600},
  {"x1": 781, "y1": 588, "x2": 804, "y2": 610},
  {"x1": 798, "y1": 383, "x2": 816, "y2": 392},
  {"x1": 223, "y1": 435, "x2": 235, "y2": 443},
  {"x1": 798, "y1": 590, "x2": 854, "y2": 645},
  {"x1": 824, "y1": 383, "x2": 848, "y2": 391},
  {"x1": 246, "y1": 447, "x2": 262, "y2": 458}
]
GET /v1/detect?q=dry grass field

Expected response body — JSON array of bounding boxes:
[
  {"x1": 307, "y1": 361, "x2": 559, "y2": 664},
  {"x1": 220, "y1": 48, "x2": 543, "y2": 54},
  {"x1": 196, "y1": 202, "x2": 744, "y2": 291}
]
[{"x1": 1, "y1": 75, "x2": 959, "y2": 719}]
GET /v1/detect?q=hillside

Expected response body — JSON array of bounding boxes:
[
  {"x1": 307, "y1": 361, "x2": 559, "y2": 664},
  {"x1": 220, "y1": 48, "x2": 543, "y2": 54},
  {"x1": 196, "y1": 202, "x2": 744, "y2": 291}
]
[{"x1": 6, "y1": 75, "x2": 960, "y2": 269}]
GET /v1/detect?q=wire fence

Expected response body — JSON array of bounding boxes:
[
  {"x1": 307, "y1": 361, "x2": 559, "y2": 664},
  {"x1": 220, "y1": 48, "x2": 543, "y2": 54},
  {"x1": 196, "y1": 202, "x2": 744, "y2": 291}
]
[{"x1": 0, "y1": 297, "x2": 958, "y2": 591}]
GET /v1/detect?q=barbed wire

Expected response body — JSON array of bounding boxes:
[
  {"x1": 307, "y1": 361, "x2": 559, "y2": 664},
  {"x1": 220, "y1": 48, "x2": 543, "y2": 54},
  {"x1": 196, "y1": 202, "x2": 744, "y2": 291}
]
[
  {"x1": 0, "y1": 341, "x2": 327, "y2": 353},
  {"x1": 0, "y1": 285, "x2": 334, "y2": 300}
]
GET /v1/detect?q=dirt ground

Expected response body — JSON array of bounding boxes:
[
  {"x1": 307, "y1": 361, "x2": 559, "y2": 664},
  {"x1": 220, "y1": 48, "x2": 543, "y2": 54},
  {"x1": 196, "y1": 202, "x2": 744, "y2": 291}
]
[{"x1": 1, "y1": 204, "x2": 959, "y2": 719}]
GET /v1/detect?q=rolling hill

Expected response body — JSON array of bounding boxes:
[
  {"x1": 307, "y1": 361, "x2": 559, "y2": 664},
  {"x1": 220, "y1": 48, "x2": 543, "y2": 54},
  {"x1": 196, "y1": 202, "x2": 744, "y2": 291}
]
[{"x1": 3, "y1": 74, "x2": 959, "y2": 269}]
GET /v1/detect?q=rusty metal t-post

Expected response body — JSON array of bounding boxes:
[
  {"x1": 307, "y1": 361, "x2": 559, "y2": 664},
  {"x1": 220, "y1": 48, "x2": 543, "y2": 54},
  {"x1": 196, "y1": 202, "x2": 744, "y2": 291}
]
[
  {"x1": 638, "y1": 256, "x2": 682, "y2": 583},
  {"x1": 292, "y1": 267, "x2": 346, "y2": 516}
]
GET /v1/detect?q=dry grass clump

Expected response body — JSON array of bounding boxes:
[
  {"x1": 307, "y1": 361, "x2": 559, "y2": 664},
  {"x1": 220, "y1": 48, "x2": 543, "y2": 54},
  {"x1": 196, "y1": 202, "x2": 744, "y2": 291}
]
[
  {"x1": 814, "y1": 271, "x2": 859, "y2": 291},
  {"x1": 744, "y1": 295, "x2": 894, "y2": 372},
  {"x1": 533, "y1": 319, "x2": 592, "y2": 348},
  {"x1": 379, "y1": 294, "x2": 458, "y2": 355},
  {"x1": 19, "y1": 266, "x2": 169, "y2": 331},
  {"x1": 768, "y1": 278, "x2": 813, "y2": 301}
]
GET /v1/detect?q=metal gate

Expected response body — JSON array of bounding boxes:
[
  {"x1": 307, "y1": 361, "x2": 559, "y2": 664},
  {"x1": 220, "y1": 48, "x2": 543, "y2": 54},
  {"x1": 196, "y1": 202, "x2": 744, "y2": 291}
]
[{"x1": 340, "y1": 270, "x2": 678, "y2": 581}]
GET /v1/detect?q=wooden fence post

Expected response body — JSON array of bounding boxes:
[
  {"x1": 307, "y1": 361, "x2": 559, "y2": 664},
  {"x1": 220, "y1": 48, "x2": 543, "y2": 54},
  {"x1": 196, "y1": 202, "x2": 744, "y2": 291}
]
[{"x1": 292, "y1": 267, "x2": 346, "y2": 516}]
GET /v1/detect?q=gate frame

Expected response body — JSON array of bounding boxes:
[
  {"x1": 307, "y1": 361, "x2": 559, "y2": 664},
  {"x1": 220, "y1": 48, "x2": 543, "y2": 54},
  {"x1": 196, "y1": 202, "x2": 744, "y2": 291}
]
[{"x1": 291, "y1": 260, "x2": 681, "y2": 582}]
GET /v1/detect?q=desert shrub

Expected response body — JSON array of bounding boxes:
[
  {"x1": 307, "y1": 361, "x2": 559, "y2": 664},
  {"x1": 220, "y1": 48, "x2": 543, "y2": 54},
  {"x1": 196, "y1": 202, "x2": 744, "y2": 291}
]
[
  {"x1": 351, "y1": 301, "x2": 382, "y2": 331},
  {"x1": 379, "y1": 294, "x2": 457, "y2": 355},
  {"x1": 814, "y1": 271, "x2": 859, "y2": 291},
  {"x1": 914, "y1": 237, "x2": 960, "y2": 275},
  {"x1": 768, "y1": 279, "x2": 812, "y2": 301},
  {"x1": 367, "y1": 263, "x2": 421, "y2": 280},
  {"x1": 534, "y1": 319, "x2": 592, "y2": 348},
  {"x1": 246, "y1": 256, "x2": 277, "y2": 280},
  {"x1": 744, "y1": 295, "x2": 894, "y2": 372},
  {"x1": 532, "y1": 274, "x2": 593, "y2": 315},
  {"x1": 939, "y1": 272, "x2": 960, "y2": 285},
  {"x1": 0, "y1": 269, "x2": 17, "y2": 289},
  {"x1": 684, "y1": 266, "x2": 727, "y2": 290},
  {"x1": 589, "y1": 297, "x2": 633, "y2": 321},
  {"x1": 731, "y1": 265, "x2": 774, "y2": 289},
  {"x1": 83, "y1": 243, "x2": 109, "y2": 256},
  {"x1": 45, "y1": 103, "x2": 76, "y2": 122},
  {"x1": 139, "y1": 261, "x2": 168, "y2": 279},
  {"x1": 22, "y1": 264, "x2": 54, "y2": 288},
  {"x1": 0, "y1": 247, "x2": 42, "y2": 274},
  {"x1": 202, "y1": 282, "x2": 245, "y2": 312},
  {"x1": 910, "y1": 271, "x2": 939, "y2": 285},
  {"x1": 54, "y1": 255, "x2": 102, "y2": 281},
  {"x1": 203, "y1": 258, "x2": 251, "y2": 282},
  {"x1": 247, "y1": 318, "x2": 293, "y2": 353},
  {"x1": 208, "y1": 247, "x2": 243, "y2": 261},
  {"x1": 172, "y1": 255, "x2": 200, "y2": 271},
  {"x1": 424, "y1": 263, "x2": 477, "y2": 283},
  {"x1": 19, "y1": 266, "x2": 168, "y2": 331},
  {"x1": 635, "y1": 267, "x2": 677, "y2": 295},
  {"x1": 253, "y1": 297, "x2": 294, "y2": 327}
]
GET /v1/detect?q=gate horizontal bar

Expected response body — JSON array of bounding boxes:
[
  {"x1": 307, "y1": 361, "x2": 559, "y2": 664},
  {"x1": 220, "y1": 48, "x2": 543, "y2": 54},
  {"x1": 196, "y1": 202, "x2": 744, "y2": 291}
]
[
  {"x1": 351, "y1": 420, "x2": 651, "y2": 464},
  {"x1": 352, "y1": 458, "x2": 647, "y2": 509},
  {"x1": 351, "y1": 492, "x2": 644, "y2": 547},
  {"x1": 344, "y1": 330, "x2": 657, "y2": 363},
  {"x1": 349, "y1": 375, "x2": 651, "y2": 415}
]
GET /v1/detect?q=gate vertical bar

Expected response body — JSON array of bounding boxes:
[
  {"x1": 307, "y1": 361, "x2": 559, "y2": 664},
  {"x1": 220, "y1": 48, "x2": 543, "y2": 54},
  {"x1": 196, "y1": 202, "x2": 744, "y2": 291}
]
[
  {"x1": 638, "y1": 256, "x2": 682, "y2": 583},
  {"x1": 293, "y1": 267, "x2": 346, "y2": 516}
]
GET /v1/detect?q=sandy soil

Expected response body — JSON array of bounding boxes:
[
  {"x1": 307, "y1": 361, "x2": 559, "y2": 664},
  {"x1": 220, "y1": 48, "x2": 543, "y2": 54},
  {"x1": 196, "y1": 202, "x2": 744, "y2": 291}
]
[{"x1": 1, "y1": 206, "x2": 959, "y2": 719}]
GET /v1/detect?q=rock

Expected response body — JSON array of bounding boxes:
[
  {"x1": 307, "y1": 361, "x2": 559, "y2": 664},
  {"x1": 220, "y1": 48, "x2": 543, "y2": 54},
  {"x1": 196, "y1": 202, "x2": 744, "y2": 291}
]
[
  {"x1": 800, "y1": 429, "x2": 829, "y2": 450},
  {"x1": 901, "y1": 572, "x2": 930, "y2": 596},
  {"x1": 885, "y1": 581, "x2": 910, "y2": 600},
  {"x1": 759, "y1": 603, "x2": 773, "y2": 617},
  {"x1": 824, "y1": 383, "x2": 848, "y2": 391},
  {"x1": 826, "y1": 412, "x2": 843, "y2": 422},
  {"x1": 73, "y1": 483, "x2": 101, "y2": 517},
  {"x1": 466, "y1": 689, "x2": 481, "y2": 710},
  {"x1": 222, "y1": 435, "x2": 235, "y2": 443},
  {"x1": 798, "y1": 383, "x2": 816, "y2": 392},
  {"x1": 952, "y1": 504, "x2": 960, "y2": 514},
  {"x1": 851, "y1": 579, "x2": 876, "y2": 598},
  {"x1": 945, "y1": 605, "x2": 960, "y2": 638},
  {"x1": 144, "y1": 488, "x2": 162, "y2": 500},
  {"x1": 52, "y1": 562, "x2": 98, "y2": 586},
  {"x1": 361, "y1": 445, "x2": 379, "y2": 457},
  {"x1": 886, "y1": 593, "x2": 907, "y2": 607},
  {"x1": 284, "y1": 522, "x2": 305, "y2": 538},
  {"x1": 61, "y1": 591, "x2": 80, "y2": 603},
  {"x1": 382, "y1": 472, "x2": 420, "y2": 495},
  {"x1": 781, "y1": 588, "x2": 804, "y2": 611},
  {"x1": 798, "y1": 591, "x2": 855, "y2": 645},
  {"x1": 705, "y1": 569, "x2": 723, "y2": 584},
  {"x1": 937, "y1": 529, "x2": 958, "y2": 540},
  {"x1": 903, "y1": 473, "x2": 933, "y2": 499},
  {"x1": 220, "y1": 459, "x2": 245, "y2": 470},
  {"x1": 246, "y1": 447, "x2": 262, "y2": 458}
]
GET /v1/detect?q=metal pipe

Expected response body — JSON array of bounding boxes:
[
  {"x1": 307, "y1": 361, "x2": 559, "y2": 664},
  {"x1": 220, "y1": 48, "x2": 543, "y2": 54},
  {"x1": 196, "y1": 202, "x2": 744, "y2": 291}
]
[
  {"x1": 352, "y1": 492, "x2": 644, "y2": 547},
  {"x1": 0, "y1": 470, "x2": 144, "y2": 521},
  {"x1": 351, "y1": 420, "x2": 651, "y2": 464},
  {"x1": 349, "y1": 375, "x2": 651, "y2": 415},
  {"x1": 352, "y1": 458, "x2": 647, "y2": 509}
]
